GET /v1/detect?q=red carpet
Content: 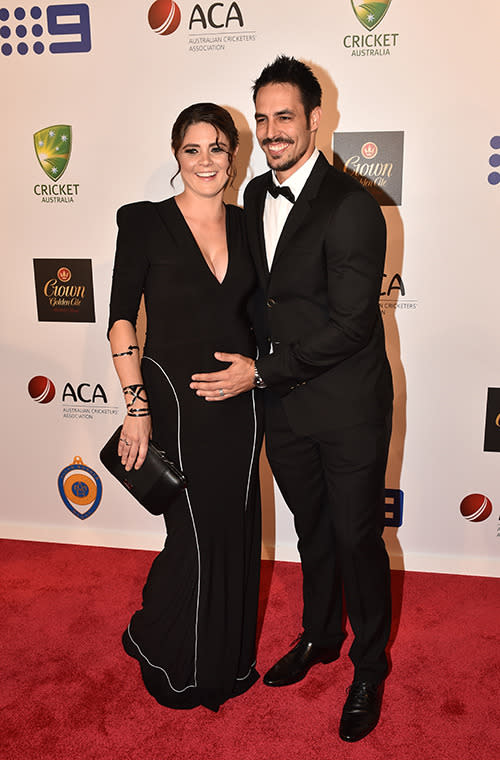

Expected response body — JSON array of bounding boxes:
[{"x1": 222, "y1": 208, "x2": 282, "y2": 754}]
[{"x1": 1, "y1": 539, "x2": 499, "y2": 759}]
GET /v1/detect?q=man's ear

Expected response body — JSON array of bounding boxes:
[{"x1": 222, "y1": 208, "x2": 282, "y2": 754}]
[{"x1": 309, "y1": 106, "x2": 322, "y2": 132}]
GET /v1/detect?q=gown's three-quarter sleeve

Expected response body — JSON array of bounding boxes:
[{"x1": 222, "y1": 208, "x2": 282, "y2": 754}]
[{"x1": 107, "y1": 202, "x2": 151, "y2": 337}]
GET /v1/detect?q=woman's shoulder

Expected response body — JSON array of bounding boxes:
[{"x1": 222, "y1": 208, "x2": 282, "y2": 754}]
[
  {"x1": 117, "y1": 197, "x2": 177, "y2": 219},
  {"x1": 116, "y1": 200, "x2": 155, "y2": 224},
  {"x1": 226, "y1": 203, "x2": 244, "y2": 222},
  {"x1": 226, "y1": 202, "x2": 243, "y2": 212}
]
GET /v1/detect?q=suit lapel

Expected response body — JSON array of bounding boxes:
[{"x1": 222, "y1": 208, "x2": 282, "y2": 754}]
[
  {"x1": 246, "y1": 173, "x2": 270, "y2": 285},
  {"x1": 271, "y1": 153, "x2": 330, "y2": 273}
]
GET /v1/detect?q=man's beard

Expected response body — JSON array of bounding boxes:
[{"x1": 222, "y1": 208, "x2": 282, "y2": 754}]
[{"x1": 264, "y1": 141, "x2": 308, "y2": 173}]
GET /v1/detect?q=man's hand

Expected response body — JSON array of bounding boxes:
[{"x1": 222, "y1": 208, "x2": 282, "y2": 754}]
[{"x1": 190, "y1": 352, "x2": 255, "y2": 401}]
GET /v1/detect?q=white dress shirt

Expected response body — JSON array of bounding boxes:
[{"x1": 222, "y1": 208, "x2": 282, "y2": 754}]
[{"x1": 263, "y1": 148, "x2": 319, "y2": 270}]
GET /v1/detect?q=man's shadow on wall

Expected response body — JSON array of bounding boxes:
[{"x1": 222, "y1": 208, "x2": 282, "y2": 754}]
[
  {"x1": 315, "y1": 62, "x2": 407, "y2": 656},
  {"x1": 227, "y1": 70, "x2": 407, "y2": 651}
]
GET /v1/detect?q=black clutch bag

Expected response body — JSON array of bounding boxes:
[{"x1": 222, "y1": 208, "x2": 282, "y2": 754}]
[{"x1": 99, "y1": 426, "x2": 187, "y2": 515}]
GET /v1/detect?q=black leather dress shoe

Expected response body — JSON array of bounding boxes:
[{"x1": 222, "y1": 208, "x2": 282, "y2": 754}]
[
  {"x1": 339, "y1": 680, "x2": 384, "y2": 742},
  {"x1": 263, "y1": 636, "x2": 341, "y2": 687}
]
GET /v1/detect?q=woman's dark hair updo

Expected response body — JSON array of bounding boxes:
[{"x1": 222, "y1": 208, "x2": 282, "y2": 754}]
[{"x1": 171, "y1": 103, "x2": 239, "y2": 186}]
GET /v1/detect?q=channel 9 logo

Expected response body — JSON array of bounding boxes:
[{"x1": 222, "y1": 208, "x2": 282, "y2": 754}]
[{"x1": 0, "y1": 3, "x2": 91, "y2": 56}]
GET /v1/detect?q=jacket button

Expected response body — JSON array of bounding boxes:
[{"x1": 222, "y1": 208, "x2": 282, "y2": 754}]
[{"x1": 267, "y1": 297, "x2": 276, "y2": 308}]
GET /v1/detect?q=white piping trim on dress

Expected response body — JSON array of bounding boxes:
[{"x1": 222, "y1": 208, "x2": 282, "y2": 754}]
[
  {"x1": 244, "y1": 389, "x2": 257, "y2": 512},
  {"x1": 236, "y1": 660, "x2": 257, "y2": 681},
  {"x1": 130, "y1": 354, "x2": 201, "y2": 692},
  {"x1": 125, "y1": 624, "x2": 194, "y2": 693},
  {"x1": 244, "y1": 347, "x2": 259, "y2": 512}
]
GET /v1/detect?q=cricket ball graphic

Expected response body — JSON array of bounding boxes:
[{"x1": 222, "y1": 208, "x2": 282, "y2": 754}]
[
  {"x1": 148, "y1": 0, "x2": 181, "y2": 35},
  {"x1": 459, "y1": 493, "x2": 493, "y2": 523},
  {"x1": 28, "y1": 375, "x2": 56, "y2": 404}
]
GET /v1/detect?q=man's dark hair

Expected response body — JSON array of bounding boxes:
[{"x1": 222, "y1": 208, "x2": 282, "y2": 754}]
[{"x1": 252, "y1": 55, "x2": 322, "y2": 121}]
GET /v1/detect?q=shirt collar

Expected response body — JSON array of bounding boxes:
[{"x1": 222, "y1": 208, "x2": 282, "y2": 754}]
[{"x1": 272, "y1": 147, "x2": 320, "y2": 199}]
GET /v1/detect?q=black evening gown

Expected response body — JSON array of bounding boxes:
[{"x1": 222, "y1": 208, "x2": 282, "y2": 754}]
[{"x1": 108, "y1": 198, "x2": 263, "y2": 711}]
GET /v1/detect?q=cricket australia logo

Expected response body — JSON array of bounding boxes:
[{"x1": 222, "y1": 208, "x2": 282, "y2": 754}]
[
  {"x1": 351, "y1": 1, "x2": 392, "y2": 30},
  {"x1": 34, "y1": 125, "x2": 72, "y2": 181}
]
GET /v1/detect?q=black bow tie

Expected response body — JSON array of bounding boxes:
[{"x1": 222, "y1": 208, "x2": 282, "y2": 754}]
[{"x1": 267, "y1": 178, "x2": 295, "y2": 204}]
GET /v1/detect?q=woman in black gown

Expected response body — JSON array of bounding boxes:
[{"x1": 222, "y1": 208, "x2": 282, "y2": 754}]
[{"x1": 108, "y1": 104, "x2": 263, "y2": 712}]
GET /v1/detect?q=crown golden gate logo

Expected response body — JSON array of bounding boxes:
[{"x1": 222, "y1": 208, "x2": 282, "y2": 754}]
[
  {"x1": 351, "y1": 1, "x2": 392, "y2": 31},
  {"x1": 33, "y1": 125, "x2": 72, "y2": 181}
]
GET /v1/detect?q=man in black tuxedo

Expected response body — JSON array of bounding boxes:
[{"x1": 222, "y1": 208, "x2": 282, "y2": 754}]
[{"x1": 190, "y1": 56, "x2": 393, "y2": 742}]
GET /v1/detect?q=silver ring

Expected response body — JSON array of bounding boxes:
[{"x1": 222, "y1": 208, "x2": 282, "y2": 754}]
[
  {"x1": 121, "y1": 439, "x2": 130, "y2": 446},
  {"x1": 219, "y1": 388, "x2": 225, "y2": 397}
]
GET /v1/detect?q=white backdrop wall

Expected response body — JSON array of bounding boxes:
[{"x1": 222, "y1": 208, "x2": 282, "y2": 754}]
[{"x1": 2, "y1": 1, "x2": 499, "y2": 576}]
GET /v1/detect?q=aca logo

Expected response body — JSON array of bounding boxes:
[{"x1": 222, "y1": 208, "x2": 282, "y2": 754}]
[
  {"x1": 148, "y1": 0, "x2": 181, "y2": 35},
  {"x1": 28, "y1": 375, "x2": 56, "y2": 404},
  {"x1": 381, "y1": 272, "x2": 405, "y2": 297},
  {"x1": 0, "y1": 3, "x2": 91, "y2": 57},
  {"x1": 148, "y1": 0, "x2": 245, "y2": 33},
  {"x1": 34, "y1": 125, "x2": 71, "y2": 181},
  {"x1": 147, "y1": 1, "x2": 254, "y2": 53},
  {"x1": 27, "y1": 373, "x2": 118, "y2": 420},
  {"x1": 351, "y1": 0, "x2": 392, "y2": 31},
  {"x1": 379, "y1": 271, "x2": 416, "y2": 314},
  {"x1": 58, "y1": 456, "x2": 102, "y2": 520},
  {"x1": 488, "y1": 136, "x2": 500, "y2": 186},
  {"x1": 187, "y1": 1, "x2": 243, "y2": 29},
  {"x1": 460, "y1": 494, "x2": 493, "y2": 523},
  {"x1": 62, "y1": 382, "x2": 107, "y2": 404},
  {"x1": 28, "y1": 376, "x2": 109, "y2": 405}
]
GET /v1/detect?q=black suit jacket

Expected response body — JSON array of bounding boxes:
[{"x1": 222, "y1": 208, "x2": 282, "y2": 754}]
[{"x1": 245, "y1": 152, "x2": 393, "y2": 435}]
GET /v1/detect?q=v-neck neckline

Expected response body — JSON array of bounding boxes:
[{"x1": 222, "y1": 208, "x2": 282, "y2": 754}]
[{"x1": 173, "y1": 198, "x2": 230, "y2": 286}]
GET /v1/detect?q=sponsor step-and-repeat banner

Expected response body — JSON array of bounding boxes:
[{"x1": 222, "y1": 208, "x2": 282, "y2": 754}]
[
  {"x1": 33, "y1": 259, "x2": 95, "y2": 321},
  {"x1": 2, "y1": 1, "x2": 499, "y2": 575}
]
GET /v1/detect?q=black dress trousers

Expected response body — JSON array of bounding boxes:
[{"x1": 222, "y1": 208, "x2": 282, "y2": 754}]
[{"x1": 265, "y1": 391, "x2": 392, "y2": 683}]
